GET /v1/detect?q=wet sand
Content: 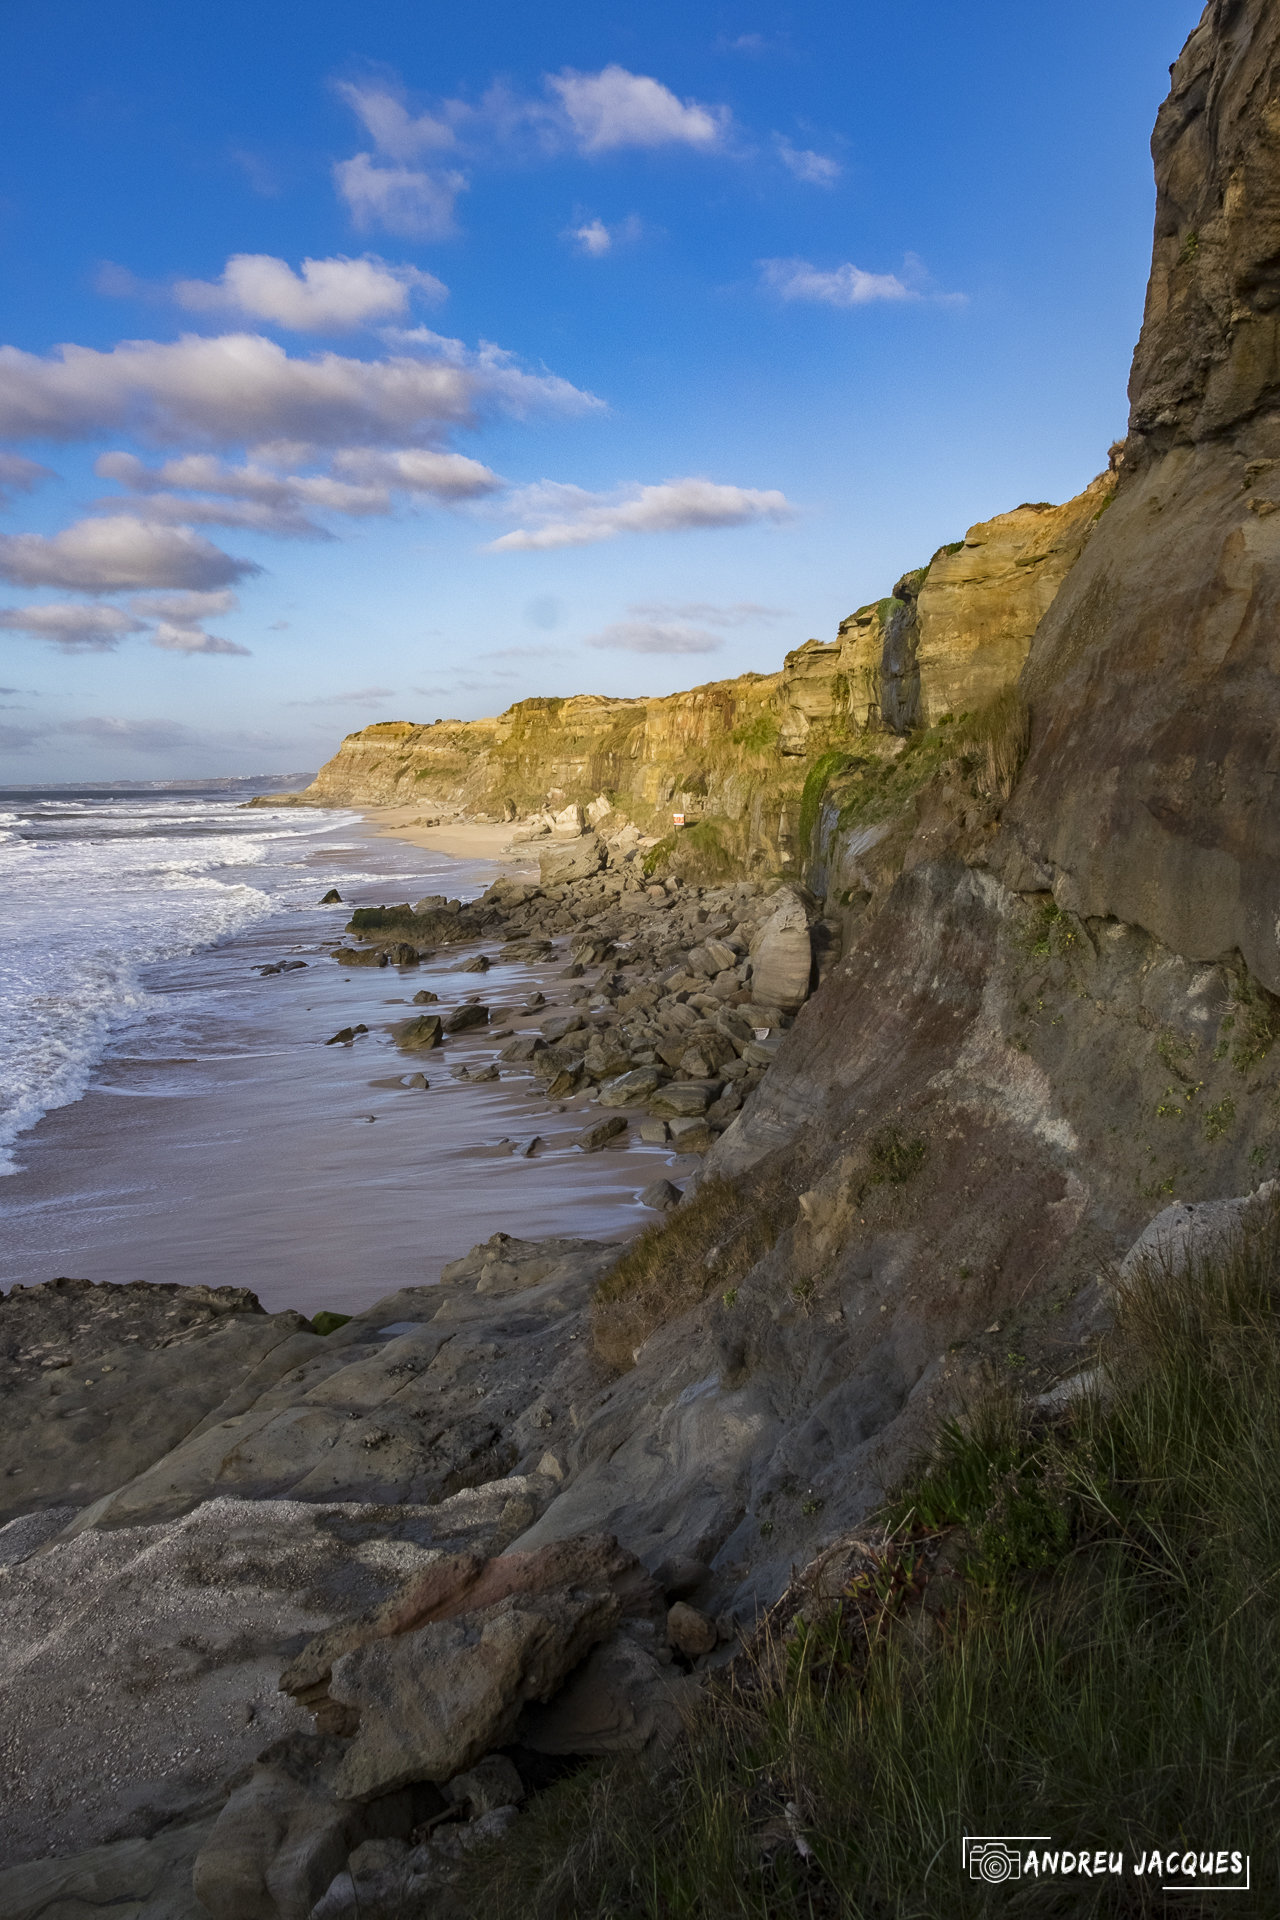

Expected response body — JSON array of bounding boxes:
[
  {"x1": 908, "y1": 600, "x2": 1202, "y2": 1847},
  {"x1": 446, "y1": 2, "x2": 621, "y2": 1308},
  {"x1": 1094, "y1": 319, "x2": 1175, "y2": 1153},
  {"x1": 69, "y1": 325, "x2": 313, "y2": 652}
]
[{"x1": 0, "y1": 827, "x2": 686, "y2": 1317}]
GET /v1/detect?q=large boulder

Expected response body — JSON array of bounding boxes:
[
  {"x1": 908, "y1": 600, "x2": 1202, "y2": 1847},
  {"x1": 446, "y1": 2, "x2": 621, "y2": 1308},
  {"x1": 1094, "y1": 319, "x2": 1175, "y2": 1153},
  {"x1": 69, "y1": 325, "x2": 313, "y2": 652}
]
[
  {"x1": 539, "y1": 833, "x2": 605, "y2": 886},
  {"x1": 597, "y1": 1067, "x2": 661, "y2": 1108},
  {"x1": 390, "y1": 1013, "x2": 442, "y2": 1051},
  {"x1": 750, "y1": 889, "x2": 813, "y2": 1011},
  {"x1": 327, "y1": 1588, "x2": 622, "y2": 1798}
]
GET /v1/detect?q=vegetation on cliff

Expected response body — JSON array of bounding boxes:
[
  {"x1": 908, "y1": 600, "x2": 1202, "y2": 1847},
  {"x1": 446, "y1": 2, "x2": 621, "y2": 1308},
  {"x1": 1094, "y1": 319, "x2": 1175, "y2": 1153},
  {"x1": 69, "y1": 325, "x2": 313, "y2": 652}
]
[{"x1": 460, "y1": 1203, "x2": 1280, "y2": 1917}]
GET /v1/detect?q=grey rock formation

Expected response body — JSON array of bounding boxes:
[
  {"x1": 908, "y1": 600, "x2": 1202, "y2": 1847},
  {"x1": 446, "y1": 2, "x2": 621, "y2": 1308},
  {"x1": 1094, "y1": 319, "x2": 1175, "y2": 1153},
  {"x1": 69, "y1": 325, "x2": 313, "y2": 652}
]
[
  {"x1": 328, "y1": 1586, "x2": 621, "y2": 1797},
  {"x1": 0, "y1": 1277, "x2": 315, "y2": 1526},
  {"x1": 749, "y1": 889, "x2": 813, "y2": 1011},
  {"x1": 539, "y1": 832, "x2": 605, "y2": 886}
]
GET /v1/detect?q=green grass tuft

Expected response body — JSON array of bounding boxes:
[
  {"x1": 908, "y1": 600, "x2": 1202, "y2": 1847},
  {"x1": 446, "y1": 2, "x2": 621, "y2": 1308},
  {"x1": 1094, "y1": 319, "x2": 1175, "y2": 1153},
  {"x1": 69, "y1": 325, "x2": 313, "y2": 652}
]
[{"x1": 460, "y1": 1199, "x2": 1280, "y2": 1917}]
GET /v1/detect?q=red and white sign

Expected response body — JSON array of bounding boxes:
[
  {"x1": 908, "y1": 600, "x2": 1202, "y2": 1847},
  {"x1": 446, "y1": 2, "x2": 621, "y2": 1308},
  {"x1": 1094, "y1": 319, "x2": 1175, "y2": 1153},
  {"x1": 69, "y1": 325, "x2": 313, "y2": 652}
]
[{"x1": 672, "y1": 812, "x2": 686, "y2": 826}]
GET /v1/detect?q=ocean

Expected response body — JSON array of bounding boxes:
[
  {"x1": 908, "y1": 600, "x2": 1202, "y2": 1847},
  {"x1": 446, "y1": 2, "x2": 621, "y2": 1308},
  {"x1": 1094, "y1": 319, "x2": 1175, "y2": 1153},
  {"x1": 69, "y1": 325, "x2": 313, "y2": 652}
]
[{"x1": 0, "y1": 781, "x2": 659, "y2": 1313}]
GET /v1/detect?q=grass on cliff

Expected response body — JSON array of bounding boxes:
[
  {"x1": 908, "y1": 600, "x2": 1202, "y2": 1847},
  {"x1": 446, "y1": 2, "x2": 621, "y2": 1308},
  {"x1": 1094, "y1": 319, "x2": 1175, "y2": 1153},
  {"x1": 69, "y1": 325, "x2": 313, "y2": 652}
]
[
  {"x1": 459, "y1": 1202, "x2": 1280, "y2": 1917},
  {"x1": 591, "y1": 1171, "x2": 800, "y2": 1372},
  {"x1": 830, "y1": 686, "x2": 1032, "y2": 843}
]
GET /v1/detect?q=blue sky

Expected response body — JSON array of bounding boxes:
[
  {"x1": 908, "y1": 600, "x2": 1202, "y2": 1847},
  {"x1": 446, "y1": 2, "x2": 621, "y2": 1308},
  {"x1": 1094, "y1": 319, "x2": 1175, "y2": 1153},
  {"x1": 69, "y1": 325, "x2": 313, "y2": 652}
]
[{"x1": 0, "y1": 0, "x2": 1204, "y2": 779}]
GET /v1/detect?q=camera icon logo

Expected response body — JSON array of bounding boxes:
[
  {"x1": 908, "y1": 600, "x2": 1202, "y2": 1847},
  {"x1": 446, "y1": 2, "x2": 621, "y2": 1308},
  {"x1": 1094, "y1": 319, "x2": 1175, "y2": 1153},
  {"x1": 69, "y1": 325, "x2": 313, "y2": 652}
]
[{"x1": 968, "y1": 1841, "x2": 1022, "y2": 1884}]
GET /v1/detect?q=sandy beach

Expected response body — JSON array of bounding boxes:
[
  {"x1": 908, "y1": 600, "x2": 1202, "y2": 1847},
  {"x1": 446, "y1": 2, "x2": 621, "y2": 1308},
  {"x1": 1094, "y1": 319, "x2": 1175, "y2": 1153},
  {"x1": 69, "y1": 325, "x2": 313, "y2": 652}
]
[{"x1": 359, "y1": 803, "x2": 536, "y2": 868}]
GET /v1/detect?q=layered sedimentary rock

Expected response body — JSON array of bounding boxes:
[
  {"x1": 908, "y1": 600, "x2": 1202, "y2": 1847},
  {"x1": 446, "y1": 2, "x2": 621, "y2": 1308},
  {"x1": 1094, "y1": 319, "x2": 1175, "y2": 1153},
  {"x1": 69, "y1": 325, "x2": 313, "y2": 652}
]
[
  {"x1": 1005, "y1": 0, "x2": 1280, "y2": 992},
  {"x1": 279, "y1": 472, "x2": 1103, "y2": 851}
]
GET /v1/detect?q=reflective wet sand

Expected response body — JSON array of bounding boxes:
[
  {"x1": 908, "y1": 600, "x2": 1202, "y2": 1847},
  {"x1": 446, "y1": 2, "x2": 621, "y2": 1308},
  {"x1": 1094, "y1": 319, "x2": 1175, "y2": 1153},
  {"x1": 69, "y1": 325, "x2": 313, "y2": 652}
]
[{"x1": 0, "y1": 833, "x2": 686, "y2": 1316}]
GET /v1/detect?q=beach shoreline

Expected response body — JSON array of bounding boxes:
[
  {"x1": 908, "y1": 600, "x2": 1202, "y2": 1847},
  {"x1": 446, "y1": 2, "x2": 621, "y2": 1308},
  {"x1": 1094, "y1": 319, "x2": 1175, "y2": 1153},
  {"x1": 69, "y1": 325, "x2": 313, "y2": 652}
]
[{"x1": 357, "y1": 802, "x2": 535, "y2": 868}]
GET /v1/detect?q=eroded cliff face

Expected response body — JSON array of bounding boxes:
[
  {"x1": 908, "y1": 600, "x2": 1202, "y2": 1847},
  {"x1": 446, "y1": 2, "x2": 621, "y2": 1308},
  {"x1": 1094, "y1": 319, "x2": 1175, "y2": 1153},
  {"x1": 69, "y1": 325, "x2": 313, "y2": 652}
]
[
  {"x1": 290, "y1": 473, "x2": 1105, "y2": 866},
  {"x1": 1004, "y1": 0, "x2": 1280, "y2": 992}
]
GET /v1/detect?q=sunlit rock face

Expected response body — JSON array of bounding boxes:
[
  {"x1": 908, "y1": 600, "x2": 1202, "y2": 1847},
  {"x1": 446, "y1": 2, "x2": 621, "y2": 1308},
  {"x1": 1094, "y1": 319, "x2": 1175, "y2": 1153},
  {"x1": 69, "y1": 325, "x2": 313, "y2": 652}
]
[{"x1": 1005, "y1": 0, "x2": 1280, "y2": 992}]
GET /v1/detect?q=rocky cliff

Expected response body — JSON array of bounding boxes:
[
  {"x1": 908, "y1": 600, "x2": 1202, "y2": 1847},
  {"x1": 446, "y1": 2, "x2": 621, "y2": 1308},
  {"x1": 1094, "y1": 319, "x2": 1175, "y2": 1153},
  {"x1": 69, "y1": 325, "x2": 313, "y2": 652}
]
[
  {"x1": 1004, "y1": 0, "x2": 1280, "y2": 992},
  {"x1": 10, "y1": 6, "x2": 1280, "y2": 1912},
  {"x1": 280, "y1": 471, "x2": 1108, "y2": 878}
]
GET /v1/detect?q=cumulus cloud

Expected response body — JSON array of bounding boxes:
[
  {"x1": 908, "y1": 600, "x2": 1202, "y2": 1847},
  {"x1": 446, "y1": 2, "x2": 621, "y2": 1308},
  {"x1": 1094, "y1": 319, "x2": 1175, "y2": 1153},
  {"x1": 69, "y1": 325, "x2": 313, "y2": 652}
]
[
  {"x1": 759, "y1": 257, "x2": 911, "y2": 305},
  {"x1": 335, "y1": 82, "x2": 462, "y2": 160},
  {"x1": 563, "y1": 214, "x2": 643, "y2": 256},
  {"x1": 330, "y1": 69, "x2": 729, "y2": 239},
  {"x1": 129, "y1": 588, "x2": 238, "y2": 621},
  {"x1": 548, "y1": 66, "x2": 727, "y2": 153},
  {"x1": 0, "y1": 331, "x2": 596, "y2": 449},
  {"x1": 490, "y1": 477, "x2": 793, "y2": 551},
  {"x1": 334, "y1": 155, "x2": 467, "y2": 240},
  {"x1": 775, "y1": 138, "x2": 841, "y2": 186},
  {"x1": 0, "y1": 516, "x2": 258, "y2": 592},
  {"x1": 91, "y1": 446, "x2": 501, "y2": 537},
  {"x1": 172, "y1": 254, "x2": 447, "y2": 331},
  {"x1": 0, "y1": 602, "x2": 146, "y2": 653},
  {"x1": 0, "y1": 452, "x2": 55, "y2": 506},
  {"x1": 584, "y1": 620, "x2": 722, "y2": 655},
  {"x1": 330, "y1": 446, "x2": 500, "y2": 497},
  {"x1": 94, "y1": 452, "x2": 391, "y2": 537},
  {"x1": 149, "y1": 623, "x2": 251, "y2": 656}
]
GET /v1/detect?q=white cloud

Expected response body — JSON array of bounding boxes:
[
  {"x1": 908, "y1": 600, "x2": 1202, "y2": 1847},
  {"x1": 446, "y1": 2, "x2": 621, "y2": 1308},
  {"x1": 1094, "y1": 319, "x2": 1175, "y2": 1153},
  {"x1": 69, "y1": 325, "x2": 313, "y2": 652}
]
[
  {"x1": 775, "y1": 138, "x2": 841, "y2": 186},
  {"x1": 0, "y1": 516, "x2": 257, "y2": 592},
  {"x1": 569, "y1": 219, "x2": 612, "y2": 257},
  {"x1": 94, "y1": 453, "x2": 390, "y2": 537},
  {"x1": 0, "y1": 452, "x2": 55, "y2": 505},
  {"x1": 584, "y1": 620, "x2": 722, "y2": 655},
  {"x1": 759, "y1": 257, "x2": 912, "y2": 305},
  {"x1": 172, "y1": 254, "x2": 446, "y2": 331},
  {"x1": 0, "y1": 602, "x2": 146, "y2": 653},
  {"x1": 548, "y1": 66, "x2": 727, "y2": 153},
  {"x1": 334, "y1": 155, "x2": 467, "y2": 240},
  {"x1": 335, "y1": 82, "x2": 461, "y2": 161},
  {"x1": 92, "y1": 446, "x2": 501, "y2": 537},
  {"x1": 330, "y1": 446, "x2": 500, "y2": 497},
  {"x1": 563, "y1": 214, "x2": 643, "y2": 256},
  {"x1": 0, "y1": 331, "x2": 596, "y2": 448},
  {"x1": 149, "y1": 622, "x2": 251, "y2": 656},
  {"x1": 129, "y1": 588, "x2": 238, "y2": 621},
  {"x1": 490, "y1": 477, "x2": 793, "y2": 551}
]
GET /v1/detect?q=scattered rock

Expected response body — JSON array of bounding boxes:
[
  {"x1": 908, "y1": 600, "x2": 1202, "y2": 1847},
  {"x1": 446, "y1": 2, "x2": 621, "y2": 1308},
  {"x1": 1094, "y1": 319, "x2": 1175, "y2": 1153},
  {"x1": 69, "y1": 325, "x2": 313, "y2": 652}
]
[
  {"x1": 648, "y1": 1082, "x2": 712, "y2": 1118},
  {"x1": 667, "y1": 1117, "x2": 712, "y2": 1154},
  {"x1": 457, "y1": 954, "x2": 491, "y2": 973},
  {"x1": 667, "y1": 1601, "x2": 717, "y2": 1657},
  {"x1": 325, "y1": 1024, "x2": 368, "y2": 1047},
  {"x1": 638, "y1": 1119, "x2": 669, "y2": 1145},
  {"x1": 320, "y1": 889, "x2": 343, "y2": 905},
  {"x1": 390, "y1": 1014, "x2": 443, "y2": 1051},
  {"x1": 598, "y1": 1068, "x2": 662, "y2": 1108},
  {"x1": 443, "y1": 1004, "x2": 490, "y2": 1035},
  {"x1": 539, "y1": 833, "x2": 605, "y2": 887},
  {"x1": 578, "y1": 1115, "x2": 628, "y2": 1153},
  {"x1": 332, "y1": 947, "x2": 388, "y2": 968},
  {"x1": 327, "y1": 1588, "x2": 623, "y2": 1798},
  {"x1": 640, "y1": 1178, "x2": 682, "y2": 1212},
  {"x1": 411, "y1": 988, "x2": 438, "y2": 1005}
]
